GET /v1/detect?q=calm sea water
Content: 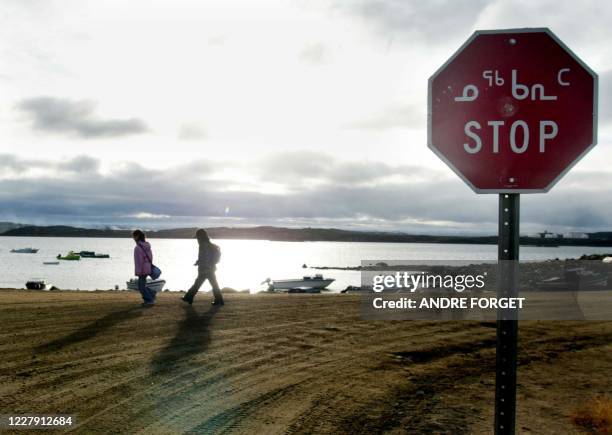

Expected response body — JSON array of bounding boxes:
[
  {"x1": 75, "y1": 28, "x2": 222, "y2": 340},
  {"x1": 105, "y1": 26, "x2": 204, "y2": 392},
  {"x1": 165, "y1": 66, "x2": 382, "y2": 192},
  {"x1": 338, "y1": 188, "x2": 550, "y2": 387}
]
[{"x1": 1, "y1": 237, "x2": 611, "y2": 292}]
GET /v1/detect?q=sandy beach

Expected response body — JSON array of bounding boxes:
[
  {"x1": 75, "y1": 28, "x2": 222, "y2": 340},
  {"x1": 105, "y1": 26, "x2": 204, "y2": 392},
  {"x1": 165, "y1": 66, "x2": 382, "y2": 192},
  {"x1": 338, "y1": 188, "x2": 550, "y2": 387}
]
[{"x1": 0, "y1": 289, "x2": 610, "y2": 434}]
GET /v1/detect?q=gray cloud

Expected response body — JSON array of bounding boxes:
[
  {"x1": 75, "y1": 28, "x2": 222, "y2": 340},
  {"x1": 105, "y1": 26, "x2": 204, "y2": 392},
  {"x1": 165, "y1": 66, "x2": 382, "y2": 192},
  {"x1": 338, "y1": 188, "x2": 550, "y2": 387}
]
[
  {"x1": 16, "y1": 97, "x2": 149, "y2": 138},
  {"x1": 1, "y1": 151, "x2": 610, "y2": 233},
  {"x1": 0, "y1": 154, "x2": 31, "y2": 172},
  {"x1": 57, "y1": 155, "x2": 100, "y2": 173},
  {"x1": 333, "y1": 0, "x2": 492, "y2": 44},
  {"x1": 257, "y1": 151, "x2": 429, "y2": 187},
  {"x1": 0, "y1": 153, "x2": 98, "y2": 174},
  {"x1": 0, "y1": 161, "x2": 488, "y2": 229}
]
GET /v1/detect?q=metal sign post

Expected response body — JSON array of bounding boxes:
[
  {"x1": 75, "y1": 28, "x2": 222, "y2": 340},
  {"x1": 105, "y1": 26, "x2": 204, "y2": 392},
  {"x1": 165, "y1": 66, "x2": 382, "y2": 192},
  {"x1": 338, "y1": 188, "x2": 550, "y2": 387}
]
[{"x1": 495, "y1": 193, "x2": 520, "y2": 434}]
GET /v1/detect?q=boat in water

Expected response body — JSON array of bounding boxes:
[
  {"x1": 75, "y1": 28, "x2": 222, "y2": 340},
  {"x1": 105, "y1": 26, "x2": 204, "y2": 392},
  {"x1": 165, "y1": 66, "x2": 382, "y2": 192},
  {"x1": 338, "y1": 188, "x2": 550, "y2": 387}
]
[
  {"x1": 126, "y1": 278, "x2": 166, "y2": 293},
  {"x1": 10, "y1": 248, "x2": 39, "y2": 254},
  {"x1": 43, "y1": 261, "x2": 60, "y2": 265},
  {"x1": 57, "y1": 252, "x2": 81, "y2": 261},
  {"x1": 265, "y1": 274, "x2": 335, "y2": 291},
  {"x1": 25, "y1": 279, "x2": 46, "y2": 290},
  {"x1": 79, "y1": 251, "x2": 110, "y2": 258}
]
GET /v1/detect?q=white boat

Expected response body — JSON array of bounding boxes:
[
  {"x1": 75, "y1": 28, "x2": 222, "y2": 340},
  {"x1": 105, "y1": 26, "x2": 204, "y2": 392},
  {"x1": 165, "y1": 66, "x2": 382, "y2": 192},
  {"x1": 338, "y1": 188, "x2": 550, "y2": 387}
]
[
  {"x1": 268, "y1": 274, "x2": 335, "y2": 290},
  {"x1": 126, "y1": 278, "x2": 166, "y2": 293},
  {"x1": 11, "y1": 248, "x2": 39, "y2": 253}
]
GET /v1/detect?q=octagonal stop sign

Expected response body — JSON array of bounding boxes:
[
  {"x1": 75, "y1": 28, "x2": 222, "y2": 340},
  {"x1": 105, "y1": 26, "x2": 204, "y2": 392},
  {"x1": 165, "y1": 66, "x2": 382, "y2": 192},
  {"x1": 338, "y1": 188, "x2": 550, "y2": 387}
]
[{"x1": 428, "y1": 28, "x2": 598, "y2": 192}]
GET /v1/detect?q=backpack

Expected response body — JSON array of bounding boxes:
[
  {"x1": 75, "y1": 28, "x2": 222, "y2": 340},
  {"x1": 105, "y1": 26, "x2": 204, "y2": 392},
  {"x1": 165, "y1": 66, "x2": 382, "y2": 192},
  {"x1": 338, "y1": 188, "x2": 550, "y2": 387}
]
[{"x1": 210, "y1": 244, "x2": 221, "y2": 265}]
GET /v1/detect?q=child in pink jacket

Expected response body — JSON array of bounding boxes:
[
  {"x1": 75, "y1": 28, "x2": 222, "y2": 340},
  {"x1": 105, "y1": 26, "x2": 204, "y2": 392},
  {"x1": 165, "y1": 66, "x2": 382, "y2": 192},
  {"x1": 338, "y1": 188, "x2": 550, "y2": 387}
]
[{"x1": 133, "y1": 229, "x2": 155, "y2": 306}]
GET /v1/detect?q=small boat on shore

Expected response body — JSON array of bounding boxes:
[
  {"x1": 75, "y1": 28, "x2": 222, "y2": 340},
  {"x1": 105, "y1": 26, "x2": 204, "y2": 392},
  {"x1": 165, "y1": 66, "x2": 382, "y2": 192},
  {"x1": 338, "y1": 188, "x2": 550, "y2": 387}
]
[
  {"x1": 265, "y1": 274, "x2": 335, "y2": 291},
  {"x1": 11, "y1": 248, "x2": 39, "y2": 254},
  {"x1": 126, "y1": 278, "x2": 166, "y2": 293},
  {"x1": 57, "y1": 252, "x2": 80, "y2": 261},
  {"x1": 25, "y1": 279, "x2": 46, "y2": 290},
  {"x1": 43, "y1": 261, "x2": 60, "y2": 265}
]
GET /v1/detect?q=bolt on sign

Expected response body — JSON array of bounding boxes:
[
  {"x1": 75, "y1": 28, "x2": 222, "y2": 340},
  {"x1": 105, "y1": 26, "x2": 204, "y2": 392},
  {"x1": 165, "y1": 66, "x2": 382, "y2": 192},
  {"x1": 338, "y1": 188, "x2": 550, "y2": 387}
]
[{"x1": 428, "y1": 28, "x2": 598, "y2": 192}]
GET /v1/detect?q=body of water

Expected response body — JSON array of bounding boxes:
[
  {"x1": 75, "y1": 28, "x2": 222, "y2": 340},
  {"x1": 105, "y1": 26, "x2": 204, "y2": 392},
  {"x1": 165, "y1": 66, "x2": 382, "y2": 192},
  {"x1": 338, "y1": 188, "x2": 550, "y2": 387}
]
[{"x1": 1, "y1": 237, "x2": 611, "y2": 292}]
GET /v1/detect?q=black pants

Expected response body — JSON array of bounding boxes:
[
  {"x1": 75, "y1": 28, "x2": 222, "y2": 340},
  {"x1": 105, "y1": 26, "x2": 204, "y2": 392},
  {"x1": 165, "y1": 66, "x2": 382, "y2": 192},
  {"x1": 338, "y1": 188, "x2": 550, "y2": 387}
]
[{"x1": 185, "y1": 268, "x2": 223, "y2": 302}]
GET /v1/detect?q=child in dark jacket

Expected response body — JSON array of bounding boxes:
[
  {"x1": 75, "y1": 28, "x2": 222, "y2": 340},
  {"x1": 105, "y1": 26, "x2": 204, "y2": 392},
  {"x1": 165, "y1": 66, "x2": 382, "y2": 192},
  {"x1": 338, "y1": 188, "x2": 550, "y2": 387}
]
[{"x1": 182, "y1": 229, "x2": 224, "y2": 305}]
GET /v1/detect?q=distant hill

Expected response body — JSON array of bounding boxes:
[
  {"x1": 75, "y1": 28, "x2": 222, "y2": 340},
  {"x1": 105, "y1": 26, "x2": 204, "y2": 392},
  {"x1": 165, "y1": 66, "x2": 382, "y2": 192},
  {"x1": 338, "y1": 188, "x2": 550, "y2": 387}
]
[
  {"x1": 2, "y1": 225, "x2": 133, "y2": 238},
  {"x1": 0, "y1": 222, "x2": 23, "y2": 234},
  {"x1": 1, "y1": 224, "x2": 497, "y2": 243},
  {"x1": 3, "y1": 224, "x2": 612, "y2": 246}
]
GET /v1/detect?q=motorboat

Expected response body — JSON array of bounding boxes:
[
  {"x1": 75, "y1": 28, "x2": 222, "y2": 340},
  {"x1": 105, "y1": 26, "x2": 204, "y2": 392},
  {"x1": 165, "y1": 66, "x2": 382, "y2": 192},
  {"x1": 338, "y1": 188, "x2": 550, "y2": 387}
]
[
  {"x1": 57, "y1": 252, "x2": 80, "y2": 261},
  {"x1": 79, "y1": 251, "x2": 110, "y2": 258},
  {"x1": 126, "y1": 278, "x2": 166, "y2": 293},
  {"x1": 266, "y1": 274, "x2": 335, "y2": 291},
  {"x1": 25, "y1": 279, "x2": 46, "y2": 290},
  {"x1": 10, "y1": 248, "x2": 39, "y2": 253}
]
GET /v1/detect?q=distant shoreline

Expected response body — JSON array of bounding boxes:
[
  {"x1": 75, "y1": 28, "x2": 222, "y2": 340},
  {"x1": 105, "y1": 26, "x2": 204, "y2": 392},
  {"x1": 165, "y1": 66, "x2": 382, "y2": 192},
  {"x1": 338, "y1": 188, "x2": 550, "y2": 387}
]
[{"x1": 3, "y1": 224, "x2": 612, "y2": 247}]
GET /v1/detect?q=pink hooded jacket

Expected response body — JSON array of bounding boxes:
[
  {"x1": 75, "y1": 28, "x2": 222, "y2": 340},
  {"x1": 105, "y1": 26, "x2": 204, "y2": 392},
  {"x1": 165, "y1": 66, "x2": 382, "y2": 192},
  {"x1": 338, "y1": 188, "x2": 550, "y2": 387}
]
[{"x1": 134, "y1": 241, "x2": 153, "y2": 277}]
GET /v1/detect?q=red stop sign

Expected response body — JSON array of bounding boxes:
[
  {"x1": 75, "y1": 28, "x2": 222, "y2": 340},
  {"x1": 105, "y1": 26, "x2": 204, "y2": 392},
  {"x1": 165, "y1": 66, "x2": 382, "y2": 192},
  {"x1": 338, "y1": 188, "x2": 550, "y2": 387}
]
[{"x1": 428, "y1": 28, "x2": 598, "y2": 193}]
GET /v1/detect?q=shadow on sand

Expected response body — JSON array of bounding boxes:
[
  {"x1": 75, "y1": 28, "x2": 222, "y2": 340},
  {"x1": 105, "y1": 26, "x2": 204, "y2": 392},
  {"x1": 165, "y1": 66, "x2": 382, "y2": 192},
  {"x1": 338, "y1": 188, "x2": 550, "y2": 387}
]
[
  {"x1": 150, "y1": 304, "x2": 220, "y2": 375},
  {"x1": 35, "y1": 307, "x2": 143, "y2": 353}
]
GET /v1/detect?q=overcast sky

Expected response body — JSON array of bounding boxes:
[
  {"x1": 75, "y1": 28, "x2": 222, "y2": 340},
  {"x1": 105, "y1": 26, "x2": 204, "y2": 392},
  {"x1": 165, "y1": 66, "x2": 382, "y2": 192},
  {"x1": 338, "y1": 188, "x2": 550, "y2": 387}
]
[{"x1": 1, "y1": 0, "x2": 611, "y2": 234}]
